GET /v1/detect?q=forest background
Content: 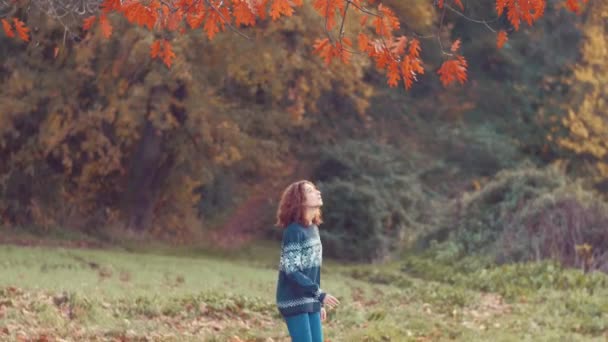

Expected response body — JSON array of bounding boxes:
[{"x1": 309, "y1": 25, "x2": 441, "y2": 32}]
[{"x1": 0, "y1": 0, "x2": 607, "y2": 340}]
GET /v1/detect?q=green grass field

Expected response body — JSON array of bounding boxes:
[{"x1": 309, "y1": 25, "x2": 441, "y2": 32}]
[{"x1": 0, "y1": 242, "x2": 606, "y2": 341}]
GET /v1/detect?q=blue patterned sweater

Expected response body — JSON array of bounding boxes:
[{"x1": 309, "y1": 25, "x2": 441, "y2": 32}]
[{"x1": 275, "y1": 222, "x2": 326, "y2": 317}]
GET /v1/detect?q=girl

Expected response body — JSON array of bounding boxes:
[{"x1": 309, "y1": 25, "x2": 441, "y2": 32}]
[{"x1": 275, "y1": 180, "x2": 340, "y2": 342}]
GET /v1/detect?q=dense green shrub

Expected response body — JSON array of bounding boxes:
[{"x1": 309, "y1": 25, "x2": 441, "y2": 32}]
[
  {"x1": 313, "y1": 141, "x2": 438, "y2": 262},
  {"x1": 435, "y1": 123, "x2": 523, "y2": 178},
  {"x1": 420, "y1": 165, "x2": 608, "y2": 272}
]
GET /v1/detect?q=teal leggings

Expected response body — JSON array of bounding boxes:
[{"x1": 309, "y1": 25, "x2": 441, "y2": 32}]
[{"x1": 284, "y1": 311, "x2": 323, "y2": 342}]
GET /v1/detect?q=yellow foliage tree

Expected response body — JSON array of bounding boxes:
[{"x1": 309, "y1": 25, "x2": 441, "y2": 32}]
[{"x1": 553, "y1": 2, "x2": 608, "y2": 186}]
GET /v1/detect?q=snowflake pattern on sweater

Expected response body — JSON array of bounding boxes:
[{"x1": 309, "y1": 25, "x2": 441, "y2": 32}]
[{"x1": 279, "y1": 238, "x2": 322, "y2": 274}]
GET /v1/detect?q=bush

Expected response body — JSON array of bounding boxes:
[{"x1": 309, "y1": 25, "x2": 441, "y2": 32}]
[
  {"x1": 421, "y1": 164, "x2": 608, "y2": 273},
  {"x1": 435, "y1": 123, "x2": 523, "y2": 178},
  {"x1": 497, "y1": 185, "x2": 608, "y2": 272},
  {"x1": 313, "y1": 141, "x2": 438, "y2": 262}
]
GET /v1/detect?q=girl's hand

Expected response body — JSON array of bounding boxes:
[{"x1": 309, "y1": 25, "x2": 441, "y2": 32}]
[
  {"x1": 320, "y1": 307, "x2": 327, "y2": 322},
  {"x1": 323, "y1": 294, "x2": 340, "y2": 310}
]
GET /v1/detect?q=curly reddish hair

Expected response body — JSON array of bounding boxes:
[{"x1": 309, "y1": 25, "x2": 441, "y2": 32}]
[{"x1": 275, "y1": 180, "x2": 323, "y2": 228}]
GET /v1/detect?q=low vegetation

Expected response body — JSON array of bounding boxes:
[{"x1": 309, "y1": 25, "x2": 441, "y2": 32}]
[{"x1": 0, "y1": 242, "x2": 606, "y2": 341}]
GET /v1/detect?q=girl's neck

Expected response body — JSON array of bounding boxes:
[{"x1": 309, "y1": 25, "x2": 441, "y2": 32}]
[{"x1": 303, "y1": 209, "x2": 317, "y2": 226}]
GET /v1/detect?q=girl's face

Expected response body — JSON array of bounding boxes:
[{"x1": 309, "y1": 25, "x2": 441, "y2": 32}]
[{"x1": 302, "y1": 182, "x2": 323, "y2": 208}]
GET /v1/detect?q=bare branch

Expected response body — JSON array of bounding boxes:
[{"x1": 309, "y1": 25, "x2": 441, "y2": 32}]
[
  {"x1": 158, "y1": 0, "x2": 177, "y2": 10},
  {"x1": 0, "y1": 0, "x2": 17, "y2": 17},
  {"x1": 33, "y1": 0, "x2": 103, "y2": 19},
  {"x1": 346, "y1": 0, "x2": 378, "y2": 18},
  {"x1": 338, "y1": 0, "x2": 349, "y2": 39},
  {"x1": 437, "y1": 4, "x2": 449, "y2": 56},
  {"x1": 444, "y1": 4, "x2": 498, "y2": 33},
  {"x1": 411, "y1": 32, "x2": 436, "y2": 40}
]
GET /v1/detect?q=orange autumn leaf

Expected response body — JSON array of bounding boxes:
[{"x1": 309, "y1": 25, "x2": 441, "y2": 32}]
[
  {"x1": 83, "y1": 16, "x2": 97, "y2": 30},
  {"x1": 0, "y1": 17, "x2": 30, "y2": 42},
  {"x1": 186, "y1": 10, "x2": 206, "y2": 29},
  {"x1": 401, "y1": 40, "x2": 424, "y2": 90},
  {"x1": 532, "y1": 0, "x2": 546, "y2": 19},
  {"x1": 165, "y1": 10, "x2": 184, "y2": 31},
  {"x1": 497, "y1": 30, "x2": 508, "y2": 49},
  {"x1": 313, "y1": 37, "x2": 329, "y2": 52},
  {"x1": 387, "y1": 60, "x2": 400, "y2": 87},
  {"x1": 507, "y1": 7, "x2": 520, "y2": 30},
  {"x1": 373, "y1": 4, "x2": 399, "y2": 37},
  {"x1": 496, "y1": 0, "x2": 507, "y2": 16},
  {"x1": 409, "y1": 56, "x2": 424, "y2": 76},
  {"x1": 313, "y1": 37, "x2": 350, "y2": 65},
  {"x1": 358, "y1": 33, "x2": 371, "y2": 52},
  {"x1": 450, "y1": 39, "x2": 461, "y2": 52},
  {"x1": 161, "y1": 3, "x2": 170, "y2": 18},
  {"x1": 453, "y1": 0, "x2": 464, "y2": 10},
  {"x1": 150, "y1": 39, "x2": 162, "y2": 58},
  {"x1": 13, "y1": 18, "x2": 29, "y2": 42},
  {"x1": 1, "y1": 19, "x2": 14, "y2": 38},
  {"x1": 313, "y1": 37, "x2": 334, "y2": 64},
  {"x1": 203, "y1": 13, "x2": 221, "y2": 39},
  {"x1": 498, "y1": 0, "x2": 546, "y2": 30},
  {"x1": 360, "y1": 14, "x2": 368, "y2": 26},
  {"x1": 203, "y1": 6, "x2": 230, "y2": 39},
  {"x1": 148, "y1": 0, "x2": 161, "y2": 15},
  {"x1": 437, "y1": 55, "x2": 468, "y2": 87},
  {"x1": 368, "y1": 36, "x2": 424, "y2": 90},
  {"x1": 312, "y1": 0, "x2": 343, "y2": 30},
  {"x1": 408, "y1": 38, "x2": 421, "y2": 58},
  {"x1": 368, "y1": 42, "x2": 390, "y2": 69},
  {"x1": 123, "y1": 2, "x2": 158, "y2": 29},
  {"x1": 255, "y1": 0, "x2": 270, "y2": 20},
  {"x1": 161, "y1": 40, "x2": 176, "y2": 67},
  {"x1": 401, "y1": 61, "x2": 414, "y2": 89},
  {"x1": 233, "y1": 0, "x2": 257, "y2": 26},
  {"x1": 565, "y1": 0, "x2": 579, "y2": 12},
  {"x1": 122, "y1": 2, "x2": 143, "y2": 26},
  {"x1": 565, "y1": 0, "x2": 587, "y2": 13},
  {"x1": 270, "y1": 0, "x2": 294, "y2": 20},
  {"x1": 101, "y1": 0, "x2": 121, "y2": 12},
  {"x1": 149, "y1": 39, "x2": 176, "y2": 67},
  {"x1": 99, "y1": 14, "x2": 113, "y2": 38},
  {"x1": 437, "y1": 0, "x2": 444, "y2": 8},
  {"x1": 391, "y1": 36, "x2": 408, "y2": 55}
]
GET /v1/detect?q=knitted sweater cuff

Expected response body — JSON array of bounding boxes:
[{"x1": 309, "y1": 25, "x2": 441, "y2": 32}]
[{"x1": 316, "y1": 289, "x2": 327, "y2": 305}]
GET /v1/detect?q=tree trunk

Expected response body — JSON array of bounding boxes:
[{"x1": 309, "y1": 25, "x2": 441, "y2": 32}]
[{"x1": 124, "y1": 86, "x2": 174, "y2": 232}]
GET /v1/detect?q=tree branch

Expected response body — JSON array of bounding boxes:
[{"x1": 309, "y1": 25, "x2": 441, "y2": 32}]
[
  {"x1": 0, "y1": 0, "x2": 17, "y2": 17},
  {"x1": 347, "y1": 0, "x2": 378, "y2": 18},
  {"x1": 338, "y1": 0, "x2": 349, "y2": 39},
  {"x1": 444, "y1": 4, "x2": 498, "y2": 33},
  {"x1": 437, "y1": 4, "x2": 451, "y2": 56}
]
